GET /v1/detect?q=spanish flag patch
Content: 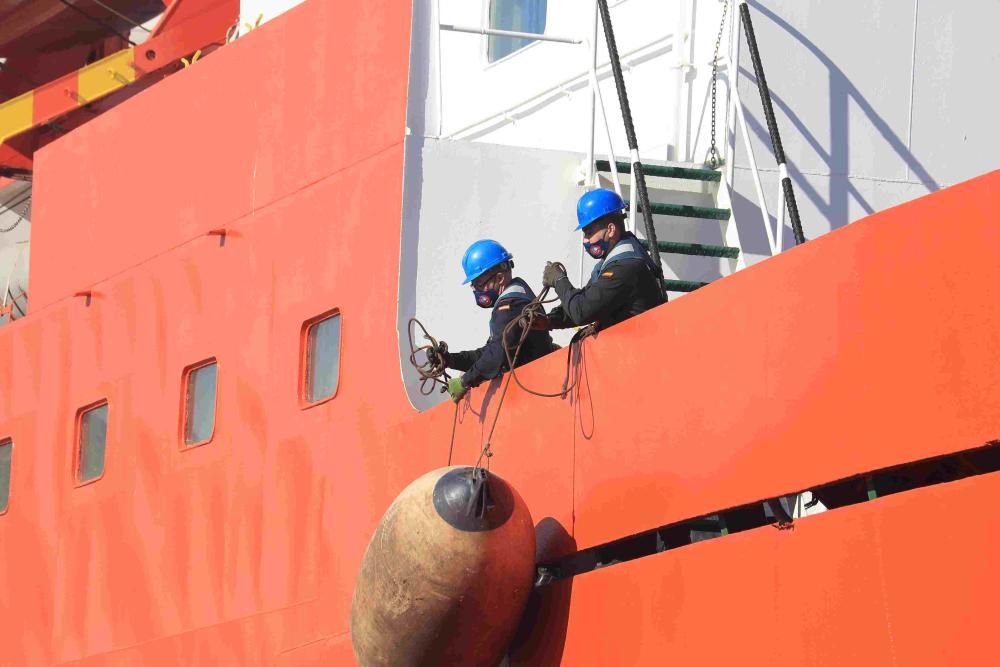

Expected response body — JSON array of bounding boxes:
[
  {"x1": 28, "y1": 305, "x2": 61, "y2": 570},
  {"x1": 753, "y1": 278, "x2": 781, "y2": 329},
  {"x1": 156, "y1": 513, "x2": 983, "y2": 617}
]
[
  {"x1": 498, "y1": 304, "x2": 511, "y2": 311},
  {"x1": 601, "y1": 271, "x2": 615, "y2": 278}
]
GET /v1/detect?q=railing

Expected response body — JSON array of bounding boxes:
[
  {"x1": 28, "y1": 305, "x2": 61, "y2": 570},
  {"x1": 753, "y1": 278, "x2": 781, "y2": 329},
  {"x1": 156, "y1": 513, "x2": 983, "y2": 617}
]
[
  {"x1": 441, "y1": 0, "x2": 663, "y2": 281},
  {"x1": 440, "y1": 0, "x2": 805, "y2": 259},
  {"x1": 725, "y1": 0, "x2": 805, "y2": 250}
]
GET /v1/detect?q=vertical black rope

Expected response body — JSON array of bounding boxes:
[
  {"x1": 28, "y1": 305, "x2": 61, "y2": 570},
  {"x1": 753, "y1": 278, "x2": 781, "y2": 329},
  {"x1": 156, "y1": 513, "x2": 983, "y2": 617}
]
[
  {"x1": 595, "y1": 0, "x2": 665, "y2": 286},
  {"x1": 738, "y1": 2, "x2": 806, "y2": 245}
]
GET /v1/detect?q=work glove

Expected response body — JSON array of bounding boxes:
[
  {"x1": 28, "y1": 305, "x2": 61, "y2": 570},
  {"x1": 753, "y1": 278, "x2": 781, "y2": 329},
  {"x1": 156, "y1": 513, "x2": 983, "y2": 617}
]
[
  {"x1": 447, "y1": 376, "x2": 468, "y2": 402},
  {"x1": 427, "y1": 341, "x2": 448, "y2": 367},
  {"x1": 542, "y1": 262, "x2": 567, "y2": 289}
]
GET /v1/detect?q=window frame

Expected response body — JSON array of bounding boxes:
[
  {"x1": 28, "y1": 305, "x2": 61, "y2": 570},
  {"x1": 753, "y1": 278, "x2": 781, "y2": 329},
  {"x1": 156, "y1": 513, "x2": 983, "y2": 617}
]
[
  {"x1": 74, "y1": 399, "x2": 109, "y2": 487},
  {"x1": 0, "y1": 438, "x2": 12, "y2": 515},
  {"x1": 179, "y1": 357, "x2": 219, "y2": 450},
  {"x1": 483, "y1": 0, "x2": 548, "y2": 66},
  {"x1": 299, "y1": 308, "x2": 343, "y2": 409}
]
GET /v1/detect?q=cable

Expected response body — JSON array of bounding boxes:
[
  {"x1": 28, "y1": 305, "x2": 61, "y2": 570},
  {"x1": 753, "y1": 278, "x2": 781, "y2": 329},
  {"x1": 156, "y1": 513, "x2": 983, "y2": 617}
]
[
  {"x1": 91, "y1": 0, "x2": 151, "y2": 32},
  {"x1": 595, "y1": 0, "x2": 665, "y2": 289},
  {"x1": 475, "y1": 269, "x2": 596, "y2": 472},
  {"x1": 738, "y1": 2, "x2": 806, "y2": 245},
  {"x1": 56, "y1": 0, "x2": 137, "y2": 46}
]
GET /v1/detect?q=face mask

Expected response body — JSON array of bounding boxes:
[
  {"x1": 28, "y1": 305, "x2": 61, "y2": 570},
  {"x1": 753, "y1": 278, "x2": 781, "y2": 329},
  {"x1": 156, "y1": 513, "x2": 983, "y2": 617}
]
[
  {"x1": 583, "y1": 238, "x2": 610, "y2": 259},
  {"x1": 473, "y1": 288, "x2": 499, "y2": 308}
]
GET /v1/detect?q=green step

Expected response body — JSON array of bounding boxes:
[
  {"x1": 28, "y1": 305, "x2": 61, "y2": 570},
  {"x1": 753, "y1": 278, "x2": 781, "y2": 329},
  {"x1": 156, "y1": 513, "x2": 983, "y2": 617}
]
[
  {"x1": 638, "y1": 238, "x2": 739, "y2": 259},
  {"x1": 663, "y1": 279, "x2": 709, "y2": 292},
  {"x1": 625, "y1": 199, "x2": 731, "y2": 221},
  {"x1": 596, "y1": 159, "x2": 721, "y2": 182}
]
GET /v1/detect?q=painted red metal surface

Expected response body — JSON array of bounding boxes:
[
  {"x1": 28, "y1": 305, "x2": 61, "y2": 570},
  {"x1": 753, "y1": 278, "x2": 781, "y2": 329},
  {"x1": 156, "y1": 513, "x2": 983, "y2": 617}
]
[
  {"x1": 0, "y1": 0, "x2": 236, "y2": 175},
  {"x1": 135, "y1": 0, "x2": 238, "y2": 76},
  {"x1": 1, "y1": 0, "x2": 999, "y2": 664},
  {"x1": 513, "y1": 472, "x2": 1000, "y2": 666}
]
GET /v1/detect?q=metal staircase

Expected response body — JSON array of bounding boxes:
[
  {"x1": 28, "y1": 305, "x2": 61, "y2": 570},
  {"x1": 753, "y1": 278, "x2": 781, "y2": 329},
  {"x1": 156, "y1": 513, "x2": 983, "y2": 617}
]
[{"x1": 595, "y1": 159, "x2": 745, "y2": 297}]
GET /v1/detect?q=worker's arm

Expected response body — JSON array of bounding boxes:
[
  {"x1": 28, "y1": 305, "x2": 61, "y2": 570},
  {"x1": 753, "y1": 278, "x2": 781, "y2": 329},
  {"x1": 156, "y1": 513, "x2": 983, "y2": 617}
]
[
  {"x1": 542, "y1": 306, "x2": 573, "y2": 330},
  {"x1": 552, "y1": 259, "x2": 642, "y2": 326},
  {"x1": 445, "y1": 347, "x2": 482, "y2": 373}
]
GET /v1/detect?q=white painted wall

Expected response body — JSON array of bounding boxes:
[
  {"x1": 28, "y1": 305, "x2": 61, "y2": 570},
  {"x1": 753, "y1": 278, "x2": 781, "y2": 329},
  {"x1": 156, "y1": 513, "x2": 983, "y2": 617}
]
[{"x1": 729, "y1": 0, "x2": 1000, "y2": 247}]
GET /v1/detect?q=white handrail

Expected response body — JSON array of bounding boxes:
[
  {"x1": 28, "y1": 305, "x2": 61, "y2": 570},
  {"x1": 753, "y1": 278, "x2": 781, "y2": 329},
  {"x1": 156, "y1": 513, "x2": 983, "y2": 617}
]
[
  {"x1": 724, "y1": 2, "x2": 778, "y2": 257},
  {"x1": 585, "y1": 0, "x2": 599, "y2": 188},
  {"x1": 584, "y1": 39, "x2": 623, "y2": 199},
  {"x1": 439, "y1": 24, "x2": 581, "y2": 44},
  {"x1": 729, "y1": 77, "x2": 776, "y2": 255},
  {"x1": 441, "y1": 34, "x2": 672, "y2": 140},
  {"x1": 776, "y1": 164, "x2": 787, "y2": 250}
]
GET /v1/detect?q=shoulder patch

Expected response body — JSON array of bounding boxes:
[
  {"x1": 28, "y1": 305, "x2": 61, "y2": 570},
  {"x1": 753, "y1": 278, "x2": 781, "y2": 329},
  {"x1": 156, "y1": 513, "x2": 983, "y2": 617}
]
[
  {"x1": 601, "y1": 271, "x2": 615, "y2": 278},
  {"x1": 498, "y1": 304, "x2": 511, "y2": 311}
]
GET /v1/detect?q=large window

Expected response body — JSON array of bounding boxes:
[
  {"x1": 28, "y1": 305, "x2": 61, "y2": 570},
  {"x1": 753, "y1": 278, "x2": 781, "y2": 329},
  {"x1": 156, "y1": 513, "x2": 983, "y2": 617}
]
[
  {"x1": 183, "y1": 359, "x2": 218, "y2": 447},
  {"x1": 0, "y1": 439, "x2": 11, "y2": 513},
  {"x1": 302, "y1": 311, "x2": 342, "y2": 405},
  {"x1": 488, "y1": 0, "x2": 547, "y2": 63},
  {"x1": 77, "y1": 401, "x2": 109, "y2": 483}
]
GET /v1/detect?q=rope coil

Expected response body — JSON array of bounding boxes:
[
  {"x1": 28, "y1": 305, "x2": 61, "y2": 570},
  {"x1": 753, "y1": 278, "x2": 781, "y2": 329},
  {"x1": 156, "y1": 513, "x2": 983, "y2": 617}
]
[
  {"x1": 408, "y1": 267, "x2": 596, "y2": 473},
  {"x1": 407, "y1": 317, "x2": 450, "y2": 396}
]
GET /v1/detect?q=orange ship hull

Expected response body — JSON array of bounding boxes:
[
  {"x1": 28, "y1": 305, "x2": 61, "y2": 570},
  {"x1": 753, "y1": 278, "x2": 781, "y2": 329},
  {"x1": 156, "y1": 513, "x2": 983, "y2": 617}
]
[{"x1": 1, "y1": 0, "x2": 998, "y2": 664}]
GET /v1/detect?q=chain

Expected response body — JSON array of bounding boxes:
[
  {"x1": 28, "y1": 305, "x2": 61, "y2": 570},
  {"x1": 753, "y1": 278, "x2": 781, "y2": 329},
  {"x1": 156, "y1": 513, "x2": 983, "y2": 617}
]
[
  {"x1": 0, "y1": 198, "x2": 30, "y2": 234},
  {"x1": 707, "y1": 0, "x2": 730, "y2": 169}
]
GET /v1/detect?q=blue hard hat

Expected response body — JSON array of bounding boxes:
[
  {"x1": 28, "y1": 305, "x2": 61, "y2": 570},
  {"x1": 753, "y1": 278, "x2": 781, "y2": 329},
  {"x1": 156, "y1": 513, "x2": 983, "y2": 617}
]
[
  {"x1": 461, "y1": 239, "x2": 513, "y2": 284},
  {"x1": 576, "y1": 188, "x2": 626, "y2": 230}
]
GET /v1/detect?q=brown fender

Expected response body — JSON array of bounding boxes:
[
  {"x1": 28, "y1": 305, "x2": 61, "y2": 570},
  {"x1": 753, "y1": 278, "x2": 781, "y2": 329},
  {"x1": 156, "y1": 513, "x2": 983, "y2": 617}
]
[{"x1": 351, "y1": 466, "x2": 536, "y2": 666}]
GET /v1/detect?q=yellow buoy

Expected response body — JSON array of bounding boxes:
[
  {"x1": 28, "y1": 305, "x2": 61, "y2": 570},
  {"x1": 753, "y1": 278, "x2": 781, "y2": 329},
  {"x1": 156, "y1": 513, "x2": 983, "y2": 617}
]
[{"x1": 351, "y1": 466, "x2": 536, "y2": 666}]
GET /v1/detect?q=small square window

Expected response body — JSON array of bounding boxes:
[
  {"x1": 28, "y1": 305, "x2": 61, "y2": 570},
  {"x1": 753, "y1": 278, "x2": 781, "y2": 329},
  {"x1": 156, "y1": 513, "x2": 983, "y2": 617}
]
[
  {"x1": 78, "y1": 402, "x2": 109, "y2": 483},
  {"x1": 0, "y1": 439, "x2": 12, "y2": 513},
  {"x1": 183, "y1": 360, "x2": 218, "y2": 446},
  {"x1": 488, "y1": 0, "x2": 547, "y2": 63},
  {"x1": 303, "y1": 311, "x2": 342, "y2": 404}
]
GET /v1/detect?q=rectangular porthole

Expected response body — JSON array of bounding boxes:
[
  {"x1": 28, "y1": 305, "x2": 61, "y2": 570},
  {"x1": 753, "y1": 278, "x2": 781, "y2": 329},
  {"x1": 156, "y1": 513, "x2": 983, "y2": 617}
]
[
  {"x1": 302, "y1": 311, "x2": 342, "y2": 405},
  {"x1": 182, "y1": 359, "x2": 218, "y2": 447},
  {"x1": 0, "y1": 439, "x2": 11, "y2": 513},
  {"x1": 77, "y1": 401, "x2": 109, "y2": 483}
]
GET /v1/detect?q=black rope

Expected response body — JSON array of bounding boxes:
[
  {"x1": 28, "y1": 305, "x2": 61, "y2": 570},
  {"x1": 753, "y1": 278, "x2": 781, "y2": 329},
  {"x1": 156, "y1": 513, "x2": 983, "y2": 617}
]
[
  {"x1": 595, "y1": 0, "x2": 665, "y2": 290},
  {"x1": 56, "y1": 0, "x2": 137, "y2": 46},
  {"x1": 501, "y1": 279, "x2": 594, "y2": 399},
  {"x1": 738, "y1": 2, "x2": 806, "y2": 245}
]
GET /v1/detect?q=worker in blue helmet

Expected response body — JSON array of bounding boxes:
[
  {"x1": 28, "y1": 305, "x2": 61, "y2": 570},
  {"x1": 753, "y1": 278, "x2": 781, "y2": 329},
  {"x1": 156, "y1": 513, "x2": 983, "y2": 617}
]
[
  {"x1": 429, "y1": 239, "x2": 556, "y2": 402},
  {"x1": 539, "y1": 188, "x2": 665, "y2": 331}
]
